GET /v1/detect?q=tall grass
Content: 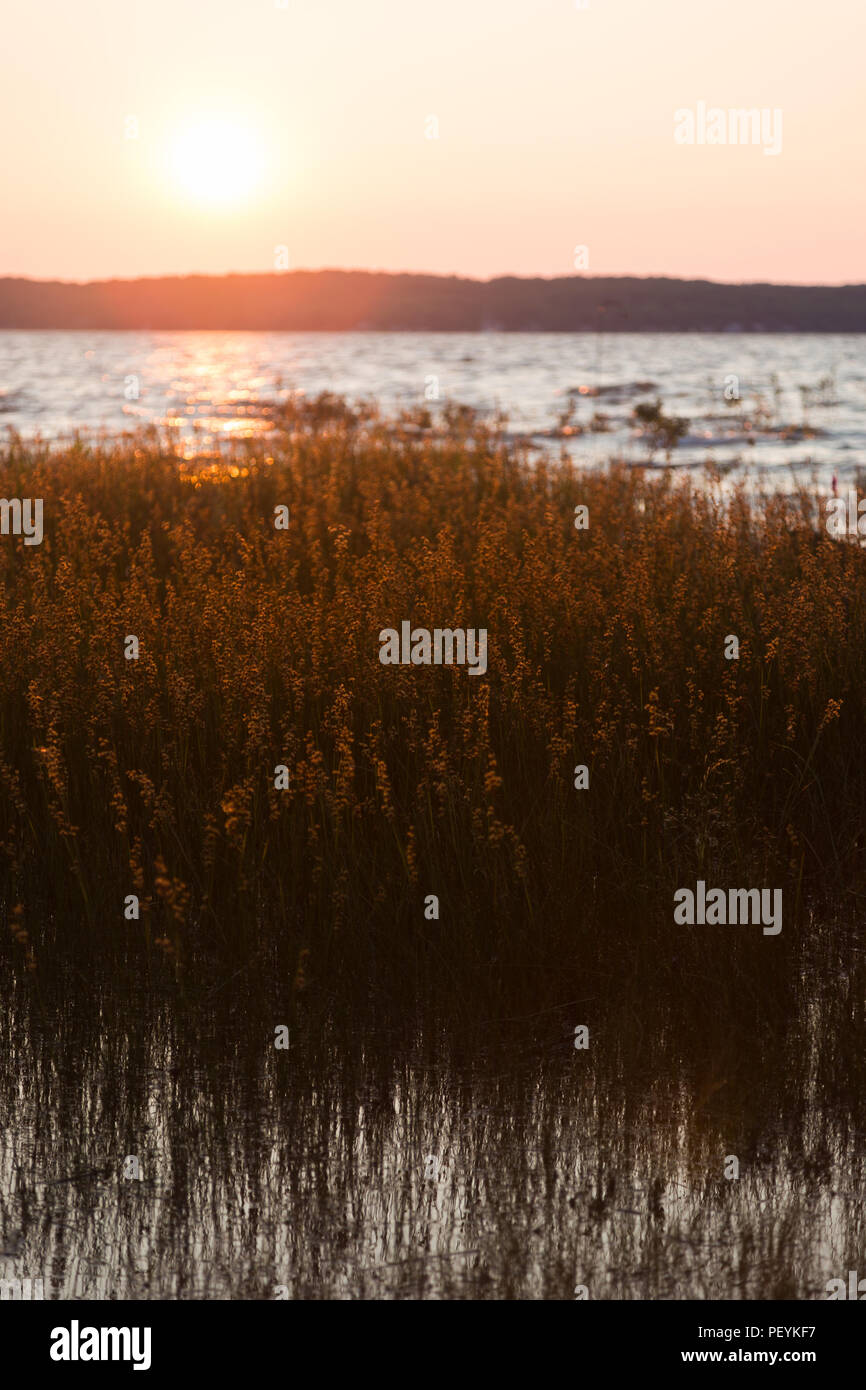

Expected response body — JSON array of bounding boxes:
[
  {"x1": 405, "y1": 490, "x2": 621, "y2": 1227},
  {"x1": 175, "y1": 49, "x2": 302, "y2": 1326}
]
[{"x1": 1, "y1": 398, "x2": 864, "y2": 1003}]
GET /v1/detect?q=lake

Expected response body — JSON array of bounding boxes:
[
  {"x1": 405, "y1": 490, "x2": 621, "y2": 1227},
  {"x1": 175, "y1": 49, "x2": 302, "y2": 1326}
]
[
  {"x1": 2, "y1": 328, "x2": 864, "y2": 1304},
  {"x1": 2, "y1": 914, "x2": 863, "y2": 1300},
  {"x1": 1, "y1": 331, "x2": 864, "y2": 488}
]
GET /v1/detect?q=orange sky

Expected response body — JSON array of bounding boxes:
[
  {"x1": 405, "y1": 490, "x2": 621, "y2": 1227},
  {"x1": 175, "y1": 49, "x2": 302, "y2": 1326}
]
[{"x1": 3, "y1": 0, "x2": 864, "y2": 284}]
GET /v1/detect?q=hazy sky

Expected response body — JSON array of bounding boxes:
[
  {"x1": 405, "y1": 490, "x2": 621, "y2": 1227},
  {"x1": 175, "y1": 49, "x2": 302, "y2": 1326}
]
[{"x1": 3, "y1": 0, "x2": 864, "y2": 283}]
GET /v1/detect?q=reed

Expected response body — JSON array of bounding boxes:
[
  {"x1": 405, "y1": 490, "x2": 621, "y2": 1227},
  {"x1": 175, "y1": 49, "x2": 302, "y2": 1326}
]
[{"x1": 1, "y1": 397, "x2": 864, "y2": 1002}]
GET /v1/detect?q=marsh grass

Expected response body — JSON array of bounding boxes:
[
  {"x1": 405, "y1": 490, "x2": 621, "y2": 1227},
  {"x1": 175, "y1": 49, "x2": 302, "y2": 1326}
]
[
  {"x1": 3, "y1": 936, "x2": 865, "y2": 1299},
  {"x1": 1, "y1": 397, "x2": 864, "y2": 1009}
]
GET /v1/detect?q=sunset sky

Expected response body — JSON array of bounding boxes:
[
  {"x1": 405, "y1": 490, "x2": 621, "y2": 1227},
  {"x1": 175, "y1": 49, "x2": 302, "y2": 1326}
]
[{"x1": 4, "y1": 0, "x2": 864, "y2": 284}]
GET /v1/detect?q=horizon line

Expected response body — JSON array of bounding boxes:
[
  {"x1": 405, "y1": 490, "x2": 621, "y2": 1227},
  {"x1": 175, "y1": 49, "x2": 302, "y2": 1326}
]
[{"x1": 2, "y1": 269, "x2": 863, "y2": 291}]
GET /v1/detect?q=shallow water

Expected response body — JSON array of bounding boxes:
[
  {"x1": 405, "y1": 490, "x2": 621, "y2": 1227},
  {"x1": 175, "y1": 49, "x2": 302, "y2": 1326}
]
[
  {"x1": 1, "y1": 331, "x2": 864, "y2": 489},
  {"x1": 2, "y1": 328, "x2": 865, "y2": 1301},
  {"x1": 2, "y1": 925, "x2": 864, "y2": 1301}
]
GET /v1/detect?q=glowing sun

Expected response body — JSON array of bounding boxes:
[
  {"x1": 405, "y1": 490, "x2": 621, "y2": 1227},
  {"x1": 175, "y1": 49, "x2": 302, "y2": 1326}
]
[{"x1": 169, "y1": 118, "x2": 265, "y2": 205}]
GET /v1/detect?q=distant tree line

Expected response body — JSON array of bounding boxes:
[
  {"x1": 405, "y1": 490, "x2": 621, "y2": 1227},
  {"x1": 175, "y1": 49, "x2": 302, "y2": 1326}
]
[{"x1": 0, "y1": 271, "x2": 864, "y2": 331}]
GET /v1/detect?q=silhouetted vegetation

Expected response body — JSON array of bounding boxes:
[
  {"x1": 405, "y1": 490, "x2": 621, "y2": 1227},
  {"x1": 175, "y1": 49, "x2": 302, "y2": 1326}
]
[
  {"x1": 2, "y1": 271, "x2": 866, "y2": 330},
  {"x1": 1, "y1": 399, "x2": 865, "y2": 1007}
]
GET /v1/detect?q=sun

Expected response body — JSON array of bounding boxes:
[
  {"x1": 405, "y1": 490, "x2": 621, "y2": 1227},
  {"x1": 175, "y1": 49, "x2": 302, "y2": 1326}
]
[{"x1": 169, "y1": 117, "x2": 265, "y2": 206}]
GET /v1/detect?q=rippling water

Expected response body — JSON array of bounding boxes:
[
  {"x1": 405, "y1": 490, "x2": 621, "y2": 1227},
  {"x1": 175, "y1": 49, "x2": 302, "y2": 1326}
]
[
  {"x1": 1, "y1": 331, "x2": 864, "y2": 486},
  {"x1": 2, "y1": 915, "x2": 864, "y2": 1301},
  {"x1": 3, "y1": 330, "x2": 865, "y2": 1303}
]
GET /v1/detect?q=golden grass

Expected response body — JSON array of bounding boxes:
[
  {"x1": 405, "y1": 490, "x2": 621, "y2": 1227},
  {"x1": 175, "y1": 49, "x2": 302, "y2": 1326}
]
[{"x1": 1, "y1": 398, "x2": 864, "y2": 998}]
